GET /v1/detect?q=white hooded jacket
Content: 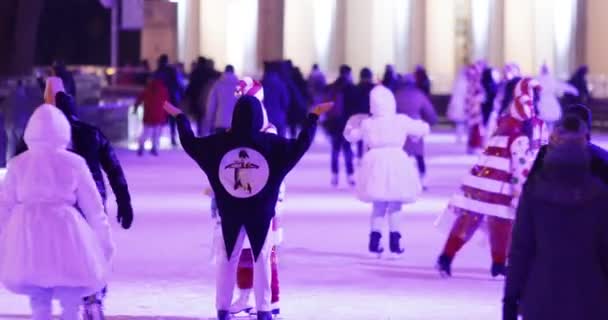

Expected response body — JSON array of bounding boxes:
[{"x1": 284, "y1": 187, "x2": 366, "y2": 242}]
[
  {"x1": 344, "y1": 86, "x2": 430, "y2": 202},
  {"x1": 0, "y1": 104, "x2": 113, "y2": 296}
]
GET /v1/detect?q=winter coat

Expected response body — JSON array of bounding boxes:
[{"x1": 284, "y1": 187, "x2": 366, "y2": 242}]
[
  {"x1": 0, "y1": 104, "x2": 113, "y2": 297},
  {"x1": 527, "y1": 142, "x2": 608, "y2": 186},
  {"x1": 504, "y1": 141, "x2": 608, "y2": 320},
  {"x1": 481, "y1": 67, "x2": 498, "y2": 125},
  {"x1": 135, "y1": 79, "x2": 169, "y2": 125},
  {"x1": 15, "y1": 93, "x2": 133, "y2": 222},
  {"x1": 536, "y1": 73, "x2": 578, "y2": 123},
  {"x1": 175, "y1": 95, "x2": 318, "y2": 259},
  {"x1": 324, "y1": 77, "x2": 355, "y2": 135},
  {"x1": 350, "y1": 82, "x2": 375, "y2": 115},
  {"x1": 205, "y1": 72, "x2": 240, "y2": 133},
  {"x1": 308, "y1": 71, "x2": 327, "y2": 105},
  {"x1": 395, "y1": 85, "x2": 438, "y2": 156},
  {"x1": 262, "y1": 73, "x2": 290, "y2": 135},
  {"x1": 344, "y1": 85, "x2": 430, "y2": 203}
]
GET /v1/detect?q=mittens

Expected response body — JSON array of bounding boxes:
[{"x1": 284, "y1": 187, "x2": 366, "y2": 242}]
[{"x1": 117, "y1": 203, "x2": 134, "y2": 229}]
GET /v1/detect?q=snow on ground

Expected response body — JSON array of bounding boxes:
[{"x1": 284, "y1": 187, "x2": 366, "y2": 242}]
[{"x1": 5, "y1": 131, "x2": 594, "y2": 319}]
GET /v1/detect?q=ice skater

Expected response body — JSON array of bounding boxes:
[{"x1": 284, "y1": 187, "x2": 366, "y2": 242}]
[
  {"x1": 0, "y1": 104, "x2": 114, "y2": 320},
  {"x1": 208, "y1": 78, "x2": 286, "y2": 316},
  {"x1": 165, "y1": 93, "x2": 331, "y2": 320},
  {"x1": 133, "y1": 76, "x2": 169, "y2": 156},
  {"x1": 436, "y1": 78, "x2": 547, "y2": 277},
  {"x1": 536, "y1": 64, "x2": 579, "y2": 132},
  {"x1": 344, "y1": 85, "x2": 430, "y2": 257}
]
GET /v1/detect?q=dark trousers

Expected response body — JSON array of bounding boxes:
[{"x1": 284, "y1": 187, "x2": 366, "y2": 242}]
[
  {"x1": 415, "y1": 155, "x2": 426, "y2": 177},
  {"x1": 168, "y1": 116, "x2": 177, "y2": 143},
  {"x1": 330, "y1": 134, "x2": 354, "y2": 175}
]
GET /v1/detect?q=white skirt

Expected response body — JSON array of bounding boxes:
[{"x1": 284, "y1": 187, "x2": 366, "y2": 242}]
[
  {"x1": 356, "y1": 148, "x2": 422, "y2": 203},
  {"x1": 0, "y1": 204, "x2": 109, "y2": 297}
]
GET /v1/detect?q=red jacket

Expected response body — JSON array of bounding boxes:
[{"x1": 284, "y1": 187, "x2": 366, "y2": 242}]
[{"x1": 136, "y1": 80, "x2": 169, "y2": 125}]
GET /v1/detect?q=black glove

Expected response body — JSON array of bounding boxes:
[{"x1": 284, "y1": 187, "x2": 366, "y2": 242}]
[
  {"x1": 117, "y1": 203, "x2": 134, "y2": 229},
  {"x1": 502, "y1": 300, "x2": 519, "y2": 320}
]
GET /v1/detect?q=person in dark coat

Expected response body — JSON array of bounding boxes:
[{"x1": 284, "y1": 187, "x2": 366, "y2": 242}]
[
  {"x1": 154, "y1": 54, "x2": 184, "y2": 145},
  {"x1": 503, "y1": 115, "x2": 608, "y2": 320},
  {"x1": 382, "y1": 64, "x2": 399, "y2": 92},
  {"x1": 325, "y1": 65, "x2": 356, "y2": 186},
  {"x1": 526, "y1": 104, "x2": 608, "y2": 185},
  {"x1": 414, "y1": 65, "x2": 431, "y2": 96},
  {"x1": 563, "y1": 65, "x2": 590, "y2": 106},
  {"x1": 163, "y1": 96, "x2": 330, "y2": 320},
  {"x1": 349, "y1": 68, "x2": 375, "y2": 160},
  {"x1": 261, "y1": 62, "x2": 289, "y2": 137},
  {"x1": 481, "y1": 66, "x2": 498, "y2": 125}
]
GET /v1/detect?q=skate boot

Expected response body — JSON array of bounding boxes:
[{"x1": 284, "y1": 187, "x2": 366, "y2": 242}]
[
  {"x1": 347, "y1": 174, "x2": 356, "y2": 187},
  {"x1": 83, "y1": 295, "x2": 105, "y2": 320},
  {"x1": 436, "y1": 254, "x2": 453, "y2": 277},
  {"x1": 389, "y1": 232, "x2": 405, "y2": 257},
  {"x1": 491, "y1": 262, "x2": 507, "y2": 277},
  {"x1": 217, "y1": 310, "x2": 232, "y2": 320},
  {"x1": 368, "y1": 231, "x2": 384, "y2": 257},
  {"x1": 331, "y1": 174, "x2": 339, "y2": 187},
  {"x1": 271, "y1": 302, "x2": 280, "y2": 316},
  {"x1": 229, "y1": 290, "x2": 253, "y2": 314},
  {"x1": 257, "y1": 311, "x2": 273, "y2": 320}
]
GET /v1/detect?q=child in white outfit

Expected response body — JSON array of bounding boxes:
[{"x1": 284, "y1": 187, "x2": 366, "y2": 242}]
[{"x1": 0, "y1": 104, "x2": 114, "y2": 320}]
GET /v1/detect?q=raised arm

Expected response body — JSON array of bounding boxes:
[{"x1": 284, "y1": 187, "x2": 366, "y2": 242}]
[
  {"x1": 165, "y1": 101, "x2": 209, "y2": 162},
  {"x1": 98, "y1": 130, "x2": 133, "y2": 229},
  {"x1": 75, "y1": 158, "x2": 114, "y2": 262},
  {"x1": 503, "y1": 190, "x2": 536, "y2": 320}
]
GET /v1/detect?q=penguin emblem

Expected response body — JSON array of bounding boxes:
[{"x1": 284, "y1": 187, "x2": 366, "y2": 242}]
[{"x1": 219, "y1": 148, "x2": 269, "y2": 198}]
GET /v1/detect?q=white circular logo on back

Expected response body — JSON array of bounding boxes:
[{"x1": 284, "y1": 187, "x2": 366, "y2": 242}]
[{"x1": 219, "y1": 148, "x2": 270, "y2": 198}]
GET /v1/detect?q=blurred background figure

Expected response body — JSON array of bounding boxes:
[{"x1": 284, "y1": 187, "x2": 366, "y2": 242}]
[
  {"x1": 262, "y1": 62, "x2": 289, "y2": 137},
  {"x1": 447, "y1": 67, "x2": 468, "y2": 143},
  {"x1": 204, "y1": 65, "x2": 239, "y2": 135},
  {"x1": 382, "y1": 65, "x2": 400, "y2": 92},
  {"x1": 536, "y1": 64, "x2": 579, "y2": 131},
  {"x1": 563, "y1": 65, "x2": 590, "y2": 106},
  {"x1": 324, "y1": 65, "x2": 355, "y2": 187},
  {"x1": 414, "y1": 65, "x2": 431, "y2": 96},
  {"x1": 395, "y1": 75, "x2": 438, "y2": 189},
  {"x1": 350, "y1": 67, "x2": 375, "y2": 161},
  {"x1": 1, "y1": 79, "x2": 41, "y2": 162},
  {"x1": 154, "y1": 54, "x2": 184, "y2": 145},
  {"x1": 487, "y1": 63, "x2": 521, "y2": 136},
  {"x1": 480, "y1": 62, "x2": 498, "y2": 127},
  {"x1": 52, "y1": 60, "x2": 76, "y2": 98},
  {"x1": 133, "y1": 75, "x2": 169, "y2": 156},
  {"x1": 464, "y1": 64, "x2": 485, "y2": 154},
  {"x1": 307, "y1": 64, "x2": 327, "y2": 106},
  {"x1": 281, "y1": 61, "x2": 308, "y2": 138}
]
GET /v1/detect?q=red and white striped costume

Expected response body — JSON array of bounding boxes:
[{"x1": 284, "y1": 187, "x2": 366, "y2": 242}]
[
  {"x1": 437, "y1": 77, "x2": 547, "y2": 274},
  {"x1": 449, "y1": 78, "x2": 547, "y2": 220}
]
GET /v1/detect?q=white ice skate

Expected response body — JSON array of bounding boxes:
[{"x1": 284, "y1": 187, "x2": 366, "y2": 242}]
[{"x1": 230, "y1": 290, "x2": 254, "y2": 315}]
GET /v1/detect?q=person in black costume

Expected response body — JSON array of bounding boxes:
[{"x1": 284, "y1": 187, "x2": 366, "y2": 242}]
[{"x1": 164, "y1": 97, "x2": 331, "y2": 320}]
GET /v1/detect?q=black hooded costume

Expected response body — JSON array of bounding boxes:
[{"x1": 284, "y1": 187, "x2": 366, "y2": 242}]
[
  {"x1": 15, "y1": 92, "x2": 134, "y2": 229},
  {"x1": 175, "y1": 95, "x2": 318, "y2": 260}
]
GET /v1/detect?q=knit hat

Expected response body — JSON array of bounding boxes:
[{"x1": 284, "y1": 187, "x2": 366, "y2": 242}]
[
  {"x1": 510, "y1": 77, "x2": 541, "y2": 121},
  {"x1": 235, "y1": 77, "x2": 273, "y2": 131}
]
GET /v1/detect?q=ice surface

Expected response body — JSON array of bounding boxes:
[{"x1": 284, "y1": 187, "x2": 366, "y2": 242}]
[{"x1": 0, "y1": 132, "x2": 524, "y2": 319}]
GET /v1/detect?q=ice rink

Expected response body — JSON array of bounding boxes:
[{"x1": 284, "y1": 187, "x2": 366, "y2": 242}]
[{"x1": 0, "y1": 130, "x2": 561, "y2": 319}]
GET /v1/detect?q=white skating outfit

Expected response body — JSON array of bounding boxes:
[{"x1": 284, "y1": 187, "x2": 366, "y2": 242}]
[
  {"x1": 0, "y1": 104, "x2": 114, "y2": 320},
  {"x1": 344, "y1": 85, "x2": 430, "y2": 254}
]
